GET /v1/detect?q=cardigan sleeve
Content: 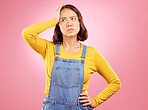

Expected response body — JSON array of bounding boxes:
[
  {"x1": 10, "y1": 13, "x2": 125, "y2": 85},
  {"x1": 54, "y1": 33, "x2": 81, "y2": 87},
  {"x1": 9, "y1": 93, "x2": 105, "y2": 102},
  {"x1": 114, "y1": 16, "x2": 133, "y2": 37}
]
[
  {"x1": 22, "y1": 19, "x2": 56, "y2": 58},
  {"x1": 91, "y1": 48, "x2": 122, "y2": 108}
]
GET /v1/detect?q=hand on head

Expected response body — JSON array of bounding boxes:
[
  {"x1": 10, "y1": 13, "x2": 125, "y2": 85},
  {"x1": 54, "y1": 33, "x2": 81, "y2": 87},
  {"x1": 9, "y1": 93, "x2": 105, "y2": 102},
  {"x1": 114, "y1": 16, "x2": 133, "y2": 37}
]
[{"x1": 54, "y1": 3, "x2": 64, "y2": 23}]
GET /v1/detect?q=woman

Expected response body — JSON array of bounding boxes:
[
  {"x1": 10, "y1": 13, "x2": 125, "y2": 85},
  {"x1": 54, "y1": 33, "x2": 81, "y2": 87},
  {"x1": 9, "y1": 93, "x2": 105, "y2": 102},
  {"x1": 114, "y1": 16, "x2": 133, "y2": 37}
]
[{"x1": 22, "y1": 4, "x2": 121, "y2": 110}]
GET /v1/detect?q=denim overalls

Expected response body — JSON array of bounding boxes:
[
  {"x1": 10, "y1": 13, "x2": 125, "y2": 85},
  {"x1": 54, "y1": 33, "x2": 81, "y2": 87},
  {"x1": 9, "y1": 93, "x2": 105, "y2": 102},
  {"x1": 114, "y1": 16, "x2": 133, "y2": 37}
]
[{"x1": 42, "y1": 43, "x2": 93, "y2": 110}]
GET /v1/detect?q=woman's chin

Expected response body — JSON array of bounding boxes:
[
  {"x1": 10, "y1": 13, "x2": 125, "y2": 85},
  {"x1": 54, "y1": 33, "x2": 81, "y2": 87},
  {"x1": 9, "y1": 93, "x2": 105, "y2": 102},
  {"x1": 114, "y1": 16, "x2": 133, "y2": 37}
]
[{"x1": 63, "y1": 33, "x2": 78, "y2": 38}]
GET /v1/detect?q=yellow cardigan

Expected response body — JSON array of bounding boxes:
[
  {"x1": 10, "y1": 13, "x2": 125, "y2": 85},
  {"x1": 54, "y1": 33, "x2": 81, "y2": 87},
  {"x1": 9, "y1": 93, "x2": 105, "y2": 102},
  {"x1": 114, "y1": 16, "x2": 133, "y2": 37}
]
[{"x1": 22, "y1": 18, "x2": 121, "y2": 108}]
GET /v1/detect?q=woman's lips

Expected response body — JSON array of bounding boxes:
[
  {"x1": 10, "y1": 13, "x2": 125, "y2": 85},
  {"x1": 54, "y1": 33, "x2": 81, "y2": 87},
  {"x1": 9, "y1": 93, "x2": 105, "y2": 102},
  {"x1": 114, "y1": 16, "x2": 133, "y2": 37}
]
[{"x1": 67, "y1": 29, "x2": 74, "y2": 32}]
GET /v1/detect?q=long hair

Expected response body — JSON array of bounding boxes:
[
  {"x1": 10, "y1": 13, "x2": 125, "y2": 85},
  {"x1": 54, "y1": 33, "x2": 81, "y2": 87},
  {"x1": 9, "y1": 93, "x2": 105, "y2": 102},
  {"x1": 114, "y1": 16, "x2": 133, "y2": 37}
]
[{"x1": 52, "y1": 4, "x2": 88, "y2": 44}]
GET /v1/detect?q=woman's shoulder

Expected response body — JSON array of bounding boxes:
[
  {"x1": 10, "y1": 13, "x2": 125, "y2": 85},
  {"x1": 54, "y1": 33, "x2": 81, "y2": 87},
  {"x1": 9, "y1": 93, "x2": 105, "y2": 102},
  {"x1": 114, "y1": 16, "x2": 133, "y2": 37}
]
[
  {"x1": 85, "y1": 44, "x2": 102, "y2": 56},
  {"x1": 86, "y1": 45, "x2": 97, "y2": 52}
]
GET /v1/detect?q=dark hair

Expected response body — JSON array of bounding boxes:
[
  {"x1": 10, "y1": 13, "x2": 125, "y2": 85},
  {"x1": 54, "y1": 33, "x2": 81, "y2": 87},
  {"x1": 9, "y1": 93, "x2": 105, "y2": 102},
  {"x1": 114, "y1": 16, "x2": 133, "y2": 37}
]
[{"x1": 52, "y1": 4, "x2": 88, "y2": 44}]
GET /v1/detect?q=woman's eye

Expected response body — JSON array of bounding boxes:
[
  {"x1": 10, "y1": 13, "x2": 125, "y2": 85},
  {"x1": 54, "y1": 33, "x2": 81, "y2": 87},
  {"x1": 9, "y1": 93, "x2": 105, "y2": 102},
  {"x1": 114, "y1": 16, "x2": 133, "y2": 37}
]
[
  {"x1": 72, "y1": 18, "x2": 76, "y2": 20},
  {"x1": 62, "y1": 19, "x2": 66, "y2": 22}
]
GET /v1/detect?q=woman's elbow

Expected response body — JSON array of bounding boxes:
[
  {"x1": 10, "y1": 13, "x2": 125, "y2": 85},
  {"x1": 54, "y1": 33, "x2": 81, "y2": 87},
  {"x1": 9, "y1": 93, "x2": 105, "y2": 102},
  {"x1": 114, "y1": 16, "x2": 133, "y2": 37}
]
[
  {"x1": 117, "y1": 80, "x2": 122, "y2": 90},
  {"x1": 22, "y1": 29, "x2": 28, "y2": 39}
]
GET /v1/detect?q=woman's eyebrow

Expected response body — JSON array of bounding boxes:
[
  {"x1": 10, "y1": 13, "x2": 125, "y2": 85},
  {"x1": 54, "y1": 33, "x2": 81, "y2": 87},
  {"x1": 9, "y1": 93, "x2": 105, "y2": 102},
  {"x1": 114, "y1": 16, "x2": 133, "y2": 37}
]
[
  {"x1": 69, "y1": 16, "x2": 77, "y2": 18},
  {"x1": 61, "y1": 16, "x2": 77, "y2": 19}
]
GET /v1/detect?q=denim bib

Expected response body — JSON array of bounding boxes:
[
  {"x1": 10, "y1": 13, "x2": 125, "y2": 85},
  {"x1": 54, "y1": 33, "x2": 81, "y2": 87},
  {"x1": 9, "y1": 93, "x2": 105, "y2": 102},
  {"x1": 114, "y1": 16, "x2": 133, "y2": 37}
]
[{"x1": 42, "y1": 43, "x2": 93, "y2": 110}]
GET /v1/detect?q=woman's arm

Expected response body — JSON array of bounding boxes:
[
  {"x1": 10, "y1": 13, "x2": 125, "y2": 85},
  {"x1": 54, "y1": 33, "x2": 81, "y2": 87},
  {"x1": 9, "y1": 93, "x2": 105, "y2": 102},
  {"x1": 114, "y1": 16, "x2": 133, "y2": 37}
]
[
  {"x1": 91, "y1": 48, "x2": 122, "y2": 108},
  {"x1": 22, "y1": 4, "x2": 64, "y2": 57},
  {"x1": 22, "y1": 19, "x2": 56, "y2": 57}
]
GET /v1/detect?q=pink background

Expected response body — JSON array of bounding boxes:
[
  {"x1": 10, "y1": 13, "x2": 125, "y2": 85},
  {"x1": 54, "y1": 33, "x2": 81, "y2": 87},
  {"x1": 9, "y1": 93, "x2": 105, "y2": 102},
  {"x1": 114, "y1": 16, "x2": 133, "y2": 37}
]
[{"x1": 0, "y1": 0, "x2": 148, "y2": 110}]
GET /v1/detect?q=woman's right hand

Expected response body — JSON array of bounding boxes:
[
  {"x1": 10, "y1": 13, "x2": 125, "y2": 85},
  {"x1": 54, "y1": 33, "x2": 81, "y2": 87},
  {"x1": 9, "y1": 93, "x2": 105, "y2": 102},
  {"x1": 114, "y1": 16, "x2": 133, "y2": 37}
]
[{"x1": 54, "y1": 4, "x2": 64, "y2": 23}]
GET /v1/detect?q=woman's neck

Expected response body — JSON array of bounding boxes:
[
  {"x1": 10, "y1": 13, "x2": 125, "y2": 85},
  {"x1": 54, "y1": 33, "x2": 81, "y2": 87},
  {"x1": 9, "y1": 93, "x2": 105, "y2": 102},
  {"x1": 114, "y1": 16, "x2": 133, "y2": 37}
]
[
  {"x1": 61, "y1": 34, "x2": 82, "y2": 54},
  {"x1": 62, "y1": 36, "x2": 81, "y2": 50}
]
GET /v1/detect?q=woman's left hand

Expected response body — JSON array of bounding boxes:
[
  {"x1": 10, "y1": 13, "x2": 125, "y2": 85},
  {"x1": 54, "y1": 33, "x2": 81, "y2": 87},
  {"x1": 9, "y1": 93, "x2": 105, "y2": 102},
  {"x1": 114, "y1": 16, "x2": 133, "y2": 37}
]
[{"x1": 78, "y1": 93, "x2": 94, "y2": 108}]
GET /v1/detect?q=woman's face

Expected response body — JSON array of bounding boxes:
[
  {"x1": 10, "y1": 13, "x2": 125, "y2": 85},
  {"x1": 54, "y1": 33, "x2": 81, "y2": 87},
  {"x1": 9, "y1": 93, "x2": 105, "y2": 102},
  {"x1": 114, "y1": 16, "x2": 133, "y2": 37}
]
[{"x1": 59, "y1": 8, "x2": 80, "y2": 38}]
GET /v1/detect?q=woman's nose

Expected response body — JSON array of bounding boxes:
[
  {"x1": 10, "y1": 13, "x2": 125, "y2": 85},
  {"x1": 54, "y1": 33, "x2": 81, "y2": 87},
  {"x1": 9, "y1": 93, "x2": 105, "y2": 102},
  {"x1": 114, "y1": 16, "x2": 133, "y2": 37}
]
[{"x1": 66, "y1": 20, "x2": 72, "y2": 27}]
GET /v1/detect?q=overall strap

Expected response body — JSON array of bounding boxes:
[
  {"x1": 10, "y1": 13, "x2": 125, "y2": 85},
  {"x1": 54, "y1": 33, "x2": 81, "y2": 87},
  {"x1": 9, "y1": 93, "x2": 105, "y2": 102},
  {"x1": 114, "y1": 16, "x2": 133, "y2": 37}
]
[
  {"x1": 81, "y1": 44, "x2": 87, "y2": 59},
  {"x1": 55, "y1": 43, "x2": 60, "y2": 55}
]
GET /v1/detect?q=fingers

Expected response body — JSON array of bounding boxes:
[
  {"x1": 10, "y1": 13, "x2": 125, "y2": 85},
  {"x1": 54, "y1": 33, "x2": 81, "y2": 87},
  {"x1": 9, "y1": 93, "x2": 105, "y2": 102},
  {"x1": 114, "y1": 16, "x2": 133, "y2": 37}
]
[
  {"x1": 54, "y1": 3, "x2": 65, "y2": 23},
  {"x1": 82, "y1": 102, "x2": 93, "y2": 106},
  {"x1": 78, "y1": 93, "x2": 94, "y2": 108},
  {"x1": 80, "y1": 93, "x2": 87, "y2": 96},
  {"x1": 78, "y1": 93, "x2": 88, "y2": 100},
  {"x1": 79, "y1": 99, "x2": 89, "y2": 103},
  {"x1": 78, "y1": 97, "x2": 89, "y2": 102}
]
